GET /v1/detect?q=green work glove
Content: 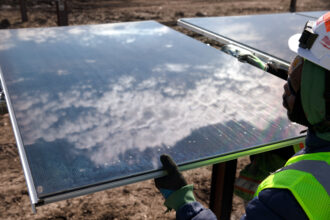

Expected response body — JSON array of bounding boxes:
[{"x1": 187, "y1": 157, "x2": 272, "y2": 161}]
[
  {"x1": 154, "y1": 154, "x2": 196, "y2": 211},
  {"x1": 237, "y1": 54, "x2": 267, "y2": 70}
]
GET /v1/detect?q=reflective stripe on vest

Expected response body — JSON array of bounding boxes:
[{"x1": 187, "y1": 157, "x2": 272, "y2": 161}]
[
  {"x1": 278, "y1": 160, "x2": 330, "y2": 195},
  {"x1": 255, "y1": 152, "x2": 330, "y2": 220}
]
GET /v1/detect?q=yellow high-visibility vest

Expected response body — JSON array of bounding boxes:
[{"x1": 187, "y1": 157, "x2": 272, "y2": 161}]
[{"x1": 255, "y1": 152, "x2": 330, "y2": 220}]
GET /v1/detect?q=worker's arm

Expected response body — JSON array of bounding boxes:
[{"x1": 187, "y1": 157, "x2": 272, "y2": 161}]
[
  {"x1": 154, "y1": 155, "x2": 217, "y2": 220},
  {"x1": 241, "y1": 188, "x2": 308, "y2": 220}
]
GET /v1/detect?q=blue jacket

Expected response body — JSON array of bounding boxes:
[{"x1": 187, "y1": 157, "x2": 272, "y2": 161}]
[{"x1": 176, "y1": 130, "x2": 330, "y2": 220}]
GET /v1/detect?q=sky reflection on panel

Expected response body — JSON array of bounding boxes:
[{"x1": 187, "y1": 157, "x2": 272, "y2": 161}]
[
  {"x1": 0, "y1": 21, "x2": 303, "y2": 196},
  {"x1": 180, "y1": 13, "x2": 315, "y2": 62}
]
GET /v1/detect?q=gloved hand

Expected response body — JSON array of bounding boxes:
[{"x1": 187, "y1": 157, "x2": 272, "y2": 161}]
[
  {"x1": 237, "y1": 54, "x2": 267, "y2": 70},
  {"x1": 266, "y1": 61, "x2": 288, "y2": 80},
  {"x1": 221, "y1": 44, "x2": 266, "y2": 70},
  {"x1": 155, "y1": 154, "x2": 196, "y2": 211},
  {"x1": 155, "y1": 154, "x2": 187, "y2": 194}
]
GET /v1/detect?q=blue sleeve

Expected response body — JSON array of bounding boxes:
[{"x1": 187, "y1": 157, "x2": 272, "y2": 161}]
[
  {"x1": 241, "y1": 188, "x2": 308, "y2": 220},
  {"x1": 176, "y1": 201, "x2": 217, "y2": 220}
]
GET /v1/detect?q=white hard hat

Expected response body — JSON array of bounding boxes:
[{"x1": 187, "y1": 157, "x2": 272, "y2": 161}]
[{"x1": 288, "y1": 12, "x2": 330, "y2": 70}]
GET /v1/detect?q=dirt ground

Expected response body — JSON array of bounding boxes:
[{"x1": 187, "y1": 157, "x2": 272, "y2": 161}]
[{"x1": 0, "y1": 0, "x2": 329, "y2": 219}]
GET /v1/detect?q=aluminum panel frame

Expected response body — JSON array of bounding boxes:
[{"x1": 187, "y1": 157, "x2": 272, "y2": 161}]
[{"x1": 0, "y1": 67, "x2": 38, "y2": 213}]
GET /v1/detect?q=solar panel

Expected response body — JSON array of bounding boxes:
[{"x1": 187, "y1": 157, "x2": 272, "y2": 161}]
[
  {"x1": 178, "y1": 13, "x2": 319, "y2": 64},
  {"x1": 0, "y1": 21, "x2": 304, "y2": 209},
  {"x1": 296, "y1": 11, "x2": 327, "y2": 19}
]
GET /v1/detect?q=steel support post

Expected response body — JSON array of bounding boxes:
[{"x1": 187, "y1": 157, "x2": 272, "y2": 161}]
[
  {"x1": 19, "y1": 0, "x2": 28, "y2": 22},
  {"x1": 209, "y1": 159, "x2": 237, "y2": 220},
  {"x1": 56, "y1": 0, "x2": 68, "y2": 26},
  {"x1": 290, "y1": 0, "x2": 297, "y2": 12}
]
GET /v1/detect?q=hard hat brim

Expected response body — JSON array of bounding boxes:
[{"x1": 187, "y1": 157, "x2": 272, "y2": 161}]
[{"x1": 288, "y1": 33, "x2": 330, "y2": 70}]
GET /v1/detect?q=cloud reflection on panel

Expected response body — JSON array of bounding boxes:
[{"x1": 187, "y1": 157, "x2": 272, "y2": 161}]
[
  {"x1": 0, "y1": 22, "x2": 169, "y2": 51},
  {"x1": 211, "y1": 21, "x2": 262, "y2": 42},
  {"x1": 13, "y1": 59, "x2": 296, "y2": 168},
  {"x1": 0, "y1": 31, "x2": 14, "y2": 50},
  {"x1": 0, "y1": 21, "x2": 303, "y2": 195},
  {"x1": 200, "y1": 18, "x2": 290, "y2": 60},
  {"x1": 183, "y1": 14, "x2": 306, "y2": 62}
]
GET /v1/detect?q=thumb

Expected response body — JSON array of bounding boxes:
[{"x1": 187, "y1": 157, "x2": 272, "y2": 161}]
[{"x1": 160, "y1": 154, "x2": 179, "y2": 175}]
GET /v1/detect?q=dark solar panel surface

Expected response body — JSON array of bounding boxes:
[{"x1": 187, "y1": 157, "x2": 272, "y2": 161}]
[
  {"x1": 179, "y1": 13, "x2": 317, "y2": 63},
  {"x1": 0, "y1": 21, "x2": 303, "y2": 199}
]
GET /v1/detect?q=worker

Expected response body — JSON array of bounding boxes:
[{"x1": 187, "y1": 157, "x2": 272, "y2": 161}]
[{"x1": 154, "y1": 12, "x2": 330, "y2": 220}]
